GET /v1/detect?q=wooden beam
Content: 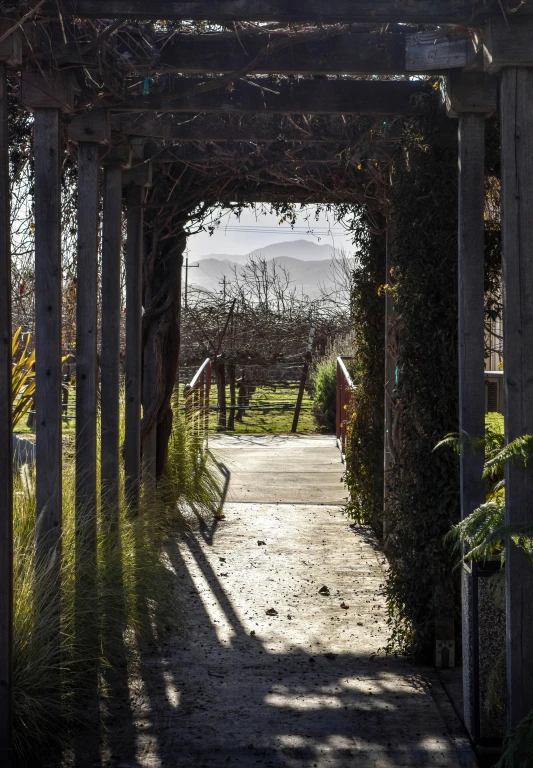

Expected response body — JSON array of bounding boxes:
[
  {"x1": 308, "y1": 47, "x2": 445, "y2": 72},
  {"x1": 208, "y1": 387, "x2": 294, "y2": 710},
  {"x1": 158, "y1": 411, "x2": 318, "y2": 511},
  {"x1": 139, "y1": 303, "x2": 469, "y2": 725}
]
[
  {"x1": 110, "y1": 79, "x2": 431, "y2": 115},
  {"x1": 47, "y1": 0, "x2": 510, "y2": 24},
  {"x1": 75, "y1": 142, "x2": 99, "y2": 572},
  {"x1": 0, "y1": 60, "x2": 12, "y2": 768},
  {"x1": 124, "y1": 183, "x2": 143, "y2": 512},
  {"x1": 114, "y1": 114, "x2": 383, "y2": 143},
  {"x1": 209, "y1": 182, "x2": 364, "y2": 204},
  {"x1": 500, "y1": 66, "x2": 533, "y2": 730},
  {"x1": 445, "y1": 71, "x2": 497, "y2": 117},
  {"x1": 34, "y1": 108, "x2": 62, "y2": 674},
  {"x1": 69, "y1": 111, "x2": 111, "y2": 143},
  {"x1": 159, "y1": 31, "x2": 407, "y2": 75},
  {"x1": 20, "y1": 71, "x2": 75, "y2": 113},
  {"x1": 101, "y1": 165, "x2": 122, "y2": 522},
  {"x1": 484, "y1": 17, "x2": 533, "y2": 72},
  {"x1": 406, "y1": 29, "x2": 477, "y2": 72},
  {"x1": 144, "y1": 142, "x2": 392, "y2": 165},
  {"x1": 457, "y1": 111, "x2": 487, "y2": 741}
]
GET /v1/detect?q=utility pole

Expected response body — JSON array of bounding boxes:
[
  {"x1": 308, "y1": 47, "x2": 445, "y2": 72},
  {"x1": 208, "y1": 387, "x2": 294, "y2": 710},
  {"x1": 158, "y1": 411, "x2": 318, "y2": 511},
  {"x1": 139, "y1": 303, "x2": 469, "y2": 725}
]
[
  {"x1": 219, "y1": 275, "x2": 227, "y2": 303},
  {"x1": 183, "y1": 255, "x2": 199, "y2": 310}
]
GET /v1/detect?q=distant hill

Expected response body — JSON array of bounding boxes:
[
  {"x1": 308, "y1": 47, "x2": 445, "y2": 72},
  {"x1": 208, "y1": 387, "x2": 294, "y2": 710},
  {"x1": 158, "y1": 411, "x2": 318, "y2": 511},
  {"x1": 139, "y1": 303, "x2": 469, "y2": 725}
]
[
  {"x1": 188, "y1": 251, "x2": 350, "y2": 300},
  {"x1": 196, "y1": 239, "x2": 335, "y2": 265}
]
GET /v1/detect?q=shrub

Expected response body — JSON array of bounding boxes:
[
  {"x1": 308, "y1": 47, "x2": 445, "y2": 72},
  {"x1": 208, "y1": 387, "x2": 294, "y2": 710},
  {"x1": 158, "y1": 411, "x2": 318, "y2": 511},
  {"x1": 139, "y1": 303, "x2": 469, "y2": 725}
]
[{"x1": 311, "y1": 356, "x2": 337, "y2": 431}]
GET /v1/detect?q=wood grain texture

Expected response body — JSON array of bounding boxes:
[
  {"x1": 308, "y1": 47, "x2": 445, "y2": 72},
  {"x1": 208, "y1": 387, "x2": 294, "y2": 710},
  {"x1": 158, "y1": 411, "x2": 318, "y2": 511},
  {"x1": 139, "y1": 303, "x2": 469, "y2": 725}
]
[
  {"x1": 115, "y1": 114, "x2": 397, "y2": 143},
  {"x1": 142, "y1": 321, "x2": 157, "y2": 492},
  {"x1": 160, "y1": 31, "x2": 406, "y2": 75},
  {"x1": 49, "y1": 0, "x2": 506, "y2": 24},
  {"x1": 101, "y1": 166, "x2": 122, "y2": 522},
  {"x1": 500, "y1": 67, "x2": 533, "y2": 729},
  {"x1": 34, "y1": 108, "x2": 63, "y2": 694},
  {"x1": 111, "y1": 79, "x2": 430, "y2": 115},
  {"x1": 34, "y1": 109, "x2": 62, "y2": 567},
  {"x1": 0, "y1": 61, "x2": 12, "y2": 768},
  {"x1": 76, "y1": 142, "x2": 99, "y2": 559},
  {"x1": 125, "y1": 183, "x2": 143, "y2": 512},
  {"x1": 406, "y1": 30, "x2": 470, "y2": 72},
  {"x1": 458, "y1": 113, "x2": 487, "y2": 741},
  {"x1": 485, "y1": 17, "x2": 533, "y2": 72}
]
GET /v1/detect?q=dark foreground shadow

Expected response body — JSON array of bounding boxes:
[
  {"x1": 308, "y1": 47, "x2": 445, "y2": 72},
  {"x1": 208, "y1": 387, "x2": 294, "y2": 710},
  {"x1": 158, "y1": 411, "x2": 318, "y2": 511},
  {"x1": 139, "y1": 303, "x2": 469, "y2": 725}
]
[{"x1": 68, "y1": 517, "x2": 471, "y2": 768}]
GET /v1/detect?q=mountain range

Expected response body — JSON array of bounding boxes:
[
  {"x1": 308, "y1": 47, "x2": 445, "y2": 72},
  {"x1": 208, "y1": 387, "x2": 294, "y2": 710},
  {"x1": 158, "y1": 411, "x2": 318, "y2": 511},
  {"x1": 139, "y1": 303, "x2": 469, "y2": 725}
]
[{"x1": 187, "y1": 240, "x2": 344, "y2": 299}]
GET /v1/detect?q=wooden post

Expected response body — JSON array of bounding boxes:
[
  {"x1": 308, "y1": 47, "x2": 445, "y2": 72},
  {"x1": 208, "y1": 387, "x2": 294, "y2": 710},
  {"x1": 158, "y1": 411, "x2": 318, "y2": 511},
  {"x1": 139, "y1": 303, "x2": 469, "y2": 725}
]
[
  {"x1": 227, "y1": 362, "x2": 236, "y2": 431},
  {"x1": 446, "y1": 70, "x2": 496, "y2": 736},
  {"x1": 0, "y1": 60, "x2": 12, "y2": 768},
  {"x1": 500, "y1": 66, "x2": 533, "y2": 729},
  {"x1": 292, "y1": 327, "x2": 315, "y2": 433},
  {"x1": 383, "y1": 222, "x2": 396, "y2": 538},
  {"x1": 124, "y1": 183, "x2": 143, "y2": 511},
  {"x1": 34, "y1": 108, "x2": 63, "y2": 577},
  {"x1": 457, "y1": 111, "x2": 487, "y2": 735},
  {"x1": 215, "y1": 357, "x2": 227, "y2": 431},
  {"x1": 142, "y1": 321, "x2": 157, "y2": 492},
  {"x1": 75, "y1": 141, "x2": 99, "y2": 563},
  {"x1": 101, "y1": 165, "x2": 123, "y2": 523}
]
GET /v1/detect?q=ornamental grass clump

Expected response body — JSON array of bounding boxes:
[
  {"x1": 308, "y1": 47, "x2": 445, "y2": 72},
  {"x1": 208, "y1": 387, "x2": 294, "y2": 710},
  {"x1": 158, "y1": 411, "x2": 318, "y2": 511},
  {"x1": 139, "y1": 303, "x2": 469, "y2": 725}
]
[{"x1": 12, "y1": 402, "x2": 221, "y2": 765}]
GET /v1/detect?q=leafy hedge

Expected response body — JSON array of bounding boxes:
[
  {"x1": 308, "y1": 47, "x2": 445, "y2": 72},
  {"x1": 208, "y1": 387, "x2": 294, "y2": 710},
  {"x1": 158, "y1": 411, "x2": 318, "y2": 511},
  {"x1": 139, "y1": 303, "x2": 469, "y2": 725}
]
[
  {"x1": 383, "y1": 106, "x2": 461, "y2": 659},
  {"x1": 344, "y1": 213, "x2": 386, "y2": 528}
]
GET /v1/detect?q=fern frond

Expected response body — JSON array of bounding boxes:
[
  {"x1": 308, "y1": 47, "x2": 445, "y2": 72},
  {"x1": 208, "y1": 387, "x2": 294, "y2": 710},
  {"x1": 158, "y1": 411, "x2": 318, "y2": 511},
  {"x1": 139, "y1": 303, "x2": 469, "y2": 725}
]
[
  {"x1": 484, "y1": 435, "x2": 533, "y2": 479},
  {"x1": 496, "y1": 708, "x2": 533, "y2": 768}
]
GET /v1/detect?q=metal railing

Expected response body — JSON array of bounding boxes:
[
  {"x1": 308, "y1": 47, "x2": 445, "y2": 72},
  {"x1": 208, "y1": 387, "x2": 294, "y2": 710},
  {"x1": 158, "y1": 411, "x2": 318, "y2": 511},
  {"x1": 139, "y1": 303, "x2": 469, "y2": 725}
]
[
  {"x1": 336, "y1": 356, "x2": 355, "y2": 459},
  {"x1": 184, "y1": 358, "x2": 212, "y2": 441}
]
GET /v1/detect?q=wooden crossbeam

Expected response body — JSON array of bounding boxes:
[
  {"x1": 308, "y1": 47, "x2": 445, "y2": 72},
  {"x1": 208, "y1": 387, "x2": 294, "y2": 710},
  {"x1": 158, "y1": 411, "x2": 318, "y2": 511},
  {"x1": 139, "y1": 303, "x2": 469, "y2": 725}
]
[
  {"x1": 212, "y1": 183, "x2": 363, "y2": 203},
  {"x1": 159, "y1": 31, "x2": 407, "y2": 76},
  {"x1": 113, "y1": 114, "x2": 380, "y2": 142},
  {"x1": 143, "y1": 140, "x2": 393, "y2": 164},
  {"x1": 109, "y1": 79, "x2": 430, "y2": 115},
  {"x1": 47, "y1": 0, "x2": 511, "y2": 24}
]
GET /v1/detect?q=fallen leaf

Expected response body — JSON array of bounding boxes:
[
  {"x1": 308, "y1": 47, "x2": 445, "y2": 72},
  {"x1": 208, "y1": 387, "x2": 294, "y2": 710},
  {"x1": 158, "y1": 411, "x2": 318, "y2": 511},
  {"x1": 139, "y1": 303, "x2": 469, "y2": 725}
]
[
  {"x1": 215, "y1": 514, "x2": 226, "y2": 520},
  {"x1": 265, "y1": 608, "x2": 278, "y2": 616}
]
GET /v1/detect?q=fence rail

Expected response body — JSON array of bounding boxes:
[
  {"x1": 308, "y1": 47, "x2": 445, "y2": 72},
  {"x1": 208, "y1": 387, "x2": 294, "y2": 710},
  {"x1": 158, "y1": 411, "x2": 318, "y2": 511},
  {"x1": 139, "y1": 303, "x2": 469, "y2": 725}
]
[
  {"x1": 336, "y1": 356, "x2": 355, "y2": 459},
  {"x1": 184, "y1": 358, "x2": 212, "y2": 441}
]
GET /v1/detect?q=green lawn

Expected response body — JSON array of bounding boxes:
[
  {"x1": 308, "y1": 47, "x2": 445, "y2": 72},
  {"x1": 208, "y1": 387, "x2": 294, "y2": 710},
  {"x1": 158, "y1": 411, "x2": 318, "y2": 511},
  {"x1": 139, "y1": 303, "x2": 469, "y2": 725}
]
[{"x1": 209, "y1": 384, "x2": 320, "y2": 435}]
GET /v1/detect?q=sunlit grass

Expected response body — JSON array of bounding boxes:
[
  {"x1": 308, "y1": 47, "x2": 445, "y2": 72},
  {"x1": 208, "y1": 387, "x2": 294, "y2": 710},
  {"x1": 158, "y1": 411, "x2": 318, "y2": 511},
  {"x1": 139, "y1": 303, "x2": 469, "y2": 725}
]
[
  {"x1": 208, "y1": 384, "x2": 319, "y2": 435},
  {"x1": 12, "y1": 403, "x2": 221, "y2": 765}
]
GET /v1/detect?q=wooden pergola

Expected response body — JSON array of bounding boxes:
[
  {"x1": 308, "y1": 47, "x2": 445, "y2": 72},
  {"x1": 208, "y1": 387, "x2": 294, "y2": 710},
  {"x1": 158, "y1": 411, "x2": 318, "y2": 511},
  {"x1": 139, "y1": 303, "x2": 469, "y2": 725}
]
[{"x1": 1, "y1": 0, "x2": 533, "y2": 763}]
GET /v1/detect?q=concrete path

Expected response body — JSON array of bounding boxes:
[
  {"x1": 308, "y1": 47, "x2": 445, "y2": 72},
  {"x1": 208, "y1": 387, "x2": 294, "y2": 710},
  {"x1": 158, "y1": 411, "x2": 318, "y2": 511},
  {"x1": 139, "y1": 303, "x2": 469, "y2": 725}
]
[{"x1": 108, "y1": 435, "x2": 476, "y2": 768}]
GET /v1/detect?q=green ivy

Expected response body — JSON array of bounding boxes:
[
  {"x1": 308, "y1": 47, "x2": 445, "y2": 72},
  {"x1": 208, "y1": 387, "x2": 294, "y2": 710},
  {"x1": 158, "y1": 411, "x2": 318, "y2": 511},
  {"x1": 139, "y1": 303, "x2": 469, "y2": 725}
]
[{"x1": 344, "y1": 213, "x2": 386, "y2": 529}]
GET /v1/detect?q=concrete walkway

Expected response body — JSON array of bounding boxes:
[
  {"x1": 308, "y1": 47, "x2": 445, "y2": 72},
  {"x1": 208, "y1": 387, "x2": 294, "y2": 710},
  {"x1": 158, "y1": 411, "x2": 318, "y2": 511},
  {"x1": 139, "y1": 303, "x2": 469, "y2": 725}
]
[{"x1": 109, "y1": 435, "x2": 476, "y2": 768}]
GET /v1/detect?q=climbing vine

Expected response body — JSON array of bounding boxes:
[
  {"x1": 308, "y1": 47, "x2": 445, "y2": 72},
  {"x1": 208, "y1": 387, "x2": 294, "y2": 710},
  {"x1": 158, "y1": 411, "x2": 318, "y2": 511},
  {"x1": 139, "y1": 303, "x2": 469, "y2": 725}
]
[
  {"x1": 346, "y1": 100, "x2": 503, "y2": 660},
  {"x1": 344, "y1": 211, "x2": 386, "y2": 529}
]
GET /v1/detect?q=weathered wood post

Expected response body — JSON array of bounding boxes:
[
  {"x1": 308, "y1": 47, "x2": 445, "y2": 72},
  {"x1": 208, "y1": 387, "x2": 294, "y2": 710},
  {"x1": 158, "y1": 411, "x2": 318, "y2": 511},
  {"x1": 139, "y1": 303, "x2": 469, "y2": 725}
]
[
  {"x1": 0, "y1": 26, "x2": 22, "y2": 768},
  {"x1": 227, "y1": 362, "x2": 236, "y2": 431},
  {"x1": 123, "y1": 163, "x2": 151, "y2": 509},
  {"x1": 484, "y1": 17, "x2": 533, "y2": 730},
  {"x1": 21, "y1": 71, "x2": 73, "y2": 671},
  {"x1": 100, "y1": 146, "x2": 126, "y2": 524},
  {"x1": 292, "y1": 327, "x2": 315, "y2": 433},
  {"x1": 446, "y1": 70, "x2": 497, "y2": 741},
  {"x1": 69, "y1": 114, "x2": 109, "y2": 581},
  {"x1": 383, "y1": 220, "x2": 396, "y2": 540}
]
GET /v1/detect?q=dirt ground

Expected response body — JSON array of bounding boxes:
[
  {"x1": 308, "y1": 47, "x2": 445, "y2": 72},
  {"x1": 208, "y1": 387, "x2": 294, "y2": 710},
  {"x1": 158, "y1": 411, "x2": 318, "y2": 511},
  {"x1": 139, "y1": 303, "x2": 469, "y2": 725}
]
[{"x1": 77, "y1": 435, "x2": 477, "y2": 768}]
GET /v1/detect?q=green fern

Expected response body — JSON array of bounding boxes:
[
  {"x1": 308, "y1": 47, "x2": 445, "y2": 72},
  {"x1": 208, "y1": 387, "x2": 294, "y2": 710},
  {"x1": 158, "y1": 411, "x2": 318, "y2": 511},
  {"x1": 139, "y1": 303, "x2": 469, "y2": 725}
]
[{"x1": 497, "y1": 709, "x2": 533, "y2": 768}]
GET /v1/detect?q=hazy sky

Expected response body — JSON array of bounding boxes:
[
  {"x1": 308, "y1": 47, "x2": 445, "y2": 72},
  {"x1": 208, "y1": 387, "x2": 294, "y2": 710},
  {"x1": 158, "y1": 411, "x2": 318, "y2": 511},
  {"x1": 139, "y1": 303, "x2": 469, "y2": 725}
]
[{"x1": 185, "y1": 205, "x2": 354, "y2": 259}]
